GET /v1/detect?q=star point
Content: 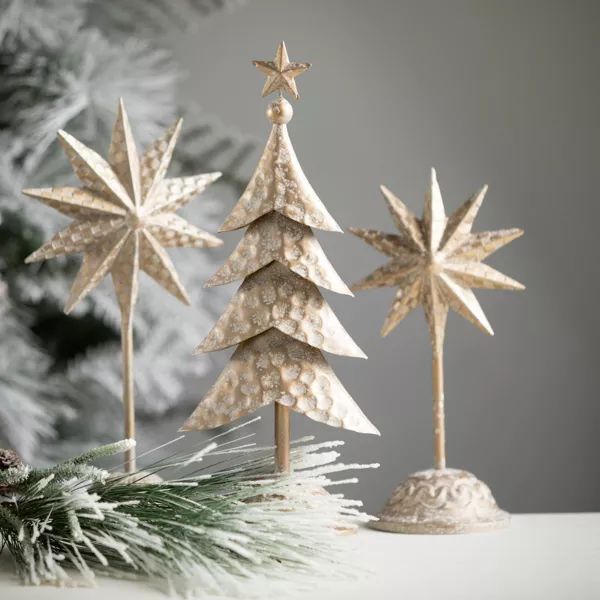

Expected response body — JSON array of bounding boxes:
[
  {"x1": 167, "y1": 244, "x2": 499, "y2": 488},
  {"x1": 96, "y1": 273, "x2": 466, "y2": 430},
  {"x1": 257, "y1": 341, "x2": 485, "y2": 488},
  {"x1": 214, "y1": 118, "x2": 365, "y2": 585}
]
[{"x1": 351, "y1": 170, "x2": 524, "y2": 351}]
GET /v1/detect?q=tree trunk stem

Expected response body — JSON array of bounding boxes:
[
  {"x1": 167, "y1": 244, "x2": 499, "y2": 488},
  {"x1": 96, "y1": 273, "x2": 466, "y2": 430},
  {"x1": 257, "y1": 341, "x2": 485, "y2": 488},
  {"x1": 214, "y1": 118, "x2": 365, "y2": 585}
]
[{"x1": 274, "y1": 403, "x2": 290, "y2": 473}]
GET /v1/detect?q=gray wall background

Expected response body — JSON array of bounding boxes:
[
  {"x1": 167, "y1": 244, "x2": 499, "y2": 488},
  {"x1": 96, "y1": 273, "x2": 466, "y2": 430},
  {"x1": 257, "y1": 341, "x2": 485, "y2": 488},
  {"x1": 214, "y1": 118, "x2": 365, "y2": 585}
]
[{"x1": 167, "y1": 0, "x2": 600, "y2": 513}]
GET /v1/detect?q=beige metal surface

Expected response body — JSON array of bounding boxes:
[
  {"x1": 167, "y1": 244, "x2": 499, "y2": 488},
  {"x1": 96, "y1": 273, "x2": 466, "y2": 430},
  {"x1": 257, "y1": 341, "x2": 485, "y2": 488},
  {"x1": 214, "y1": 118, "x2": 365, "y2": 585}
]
[
  {"x1": 350, "y1": 169, "x2": 524, "y2": 347},
  {"x1": 206, "y1": 211, "x2": 352, "y2": 294},
  {"x1": 182, "y1": 329, "x2": 378, "y2": 434},
  {"x1": 252, "y1": 40, "x2": 311, "y2": 99},
  {"x1": 219, "y1": 114, "x2": 341, "y2": 233},
  {"x1": 197, "y1": 261, "x2": 366, "y2": 357}
]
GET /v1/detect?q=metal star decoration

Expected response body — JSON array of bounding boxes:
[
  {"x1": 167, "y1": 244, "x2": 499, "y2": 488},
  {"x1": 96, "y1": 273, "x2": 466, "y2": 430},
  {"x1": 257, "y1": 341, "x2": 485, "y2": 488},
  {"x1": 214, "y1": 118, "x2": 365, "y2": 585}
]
[
  {"x1": 350, "y1": 168, "x2": 524, "y2": 350},
  {"x1": 252, "y1": 41, "x2": 311, "y2": 99},
  {"x1": 351, "y1": 168, "x2": 525, "y2": 533},
  {"x1": 24, "y1": 99, "x2": 222, "y2": 316},
  {"x1": 23, "y1": 99, "x2": 222, "y2": 471}
]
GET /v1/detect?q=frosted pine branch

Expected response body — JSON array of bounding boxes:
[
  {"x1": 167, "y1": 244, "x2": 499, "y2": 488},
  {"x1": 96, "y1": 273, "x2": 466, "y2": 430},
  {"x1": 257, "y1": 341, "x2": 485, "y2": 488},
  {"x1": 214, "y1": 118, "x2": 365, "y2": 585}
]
[
  {"x1": 0, "y1": 0, "x2": 257, "y2": 462},
  {"x1": 0, "y1": 429, "x2": 377, "y2": 596}
]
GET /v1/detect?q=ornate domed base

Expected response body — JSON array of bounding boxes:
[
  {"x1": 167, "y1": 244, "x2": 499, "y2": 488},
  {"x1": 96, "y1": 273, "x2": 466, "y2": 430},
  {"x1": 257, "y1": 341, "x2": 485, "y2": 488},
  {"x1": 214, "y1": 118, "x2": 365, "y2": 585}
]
[{"x1": 370, "y1": 468, "x2": 509, "y2": 534}]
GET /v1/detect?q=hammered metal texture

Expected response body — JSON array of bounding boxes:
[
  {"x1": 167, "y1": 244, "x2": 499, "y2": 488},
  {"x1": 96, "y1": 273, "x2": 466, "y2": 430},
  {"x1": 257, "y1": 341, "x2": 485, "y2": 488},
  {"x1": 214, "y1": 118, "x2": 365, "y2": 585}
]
[
  {"x1": 219, "y1": 122, "x2": 341, "y2": 233},
  {"x1": 206, "y1": 211, "x2": 351, "y2": 294},
  {"x1": 139, "y1": 230, "x2": 190, "y2": 305},
  {"x1": 185, "y1": 59, "x2": 377, "y2": 438},
  {"x1": 347, "y1": 228, "x2": 409, "y2": 258},
  {"x1": 451, "y1": 229, "x2": 524, "y2": 262},
  {"x1": 24, "y1": 100, "x2": 222, "y2": 320},
  {"x1": 182, "y1": 329, "x2": 379, "y2": 434},
  {"x1": 109, "y1": 99, "x2": 142, "y2": 206},
  {"x1": 196, "y1": 261, "x2": 366, "y2": 358},
  {"x1": 112, "y1": 231, "x2": 139, "y2": 318},
  {"x1": 25, "y1": 217, "x2": 124, "y2": 263},
  {"x1": 351, "y1": 258, "x2": 420, "y2": 291},
  {"x1": 65, "y1": 229, "x2": 128, "y2": 314},
  {"x1": 148, "y1": 213, "x2": 221, "y2": 248},
  {"x1": 351, "y1": 168, "x2": 525, "y2": 351},
  {"x1": 140, "y1": 119, "x2": 182, "y2": 203},
  {"x1": 22, "y1": 187, "x2": 126, "y2": 219},
  {"x1": 58, "y1": 130, "x2": 133, "y2": 210},
  {"x1": 421, "y1": 277, "x2": 448, "y2": 351},
  {"x1": 150, "y1": 174, "x2": 222, "y2": 214},
  {"x1": 381, "y1": 272, "x2": 423, "y2": 338},
  {"x1": 371, "y1": 468, "x2": 509, "y2": 534}
]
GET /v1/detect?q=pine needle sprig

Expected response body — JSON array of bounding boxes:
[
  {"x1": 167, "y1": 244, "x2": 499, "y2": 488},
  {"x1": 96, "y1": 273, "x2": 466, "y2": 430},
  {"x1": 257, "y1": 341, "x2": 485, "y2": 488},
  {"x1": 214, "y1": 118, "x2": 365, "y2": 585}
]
[{"x1": 0, "y1": 422, "x2": 378, "y2": 596}]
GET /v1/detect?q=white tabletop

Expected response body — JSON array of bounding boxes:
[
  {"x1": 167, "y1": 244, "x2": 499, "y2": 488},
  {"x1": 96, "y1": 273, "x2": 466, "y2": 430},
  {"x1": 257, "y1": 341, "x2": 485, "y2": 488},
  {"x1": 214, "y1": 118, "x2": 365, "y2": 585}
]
[{"x1": 1, "y1": 514, "x2": 598, "y2": 599}]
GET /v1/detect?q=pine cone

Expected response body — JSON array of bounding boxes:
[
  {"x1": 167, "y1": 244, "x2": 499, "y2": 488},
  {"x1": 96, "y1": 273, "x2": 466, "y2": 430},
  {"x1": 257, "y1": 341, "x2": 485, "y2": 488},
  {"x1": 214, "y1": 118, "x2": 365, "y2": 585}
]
[{"x1": 0, "y1": 449, "x2": 22, "y2": 470}]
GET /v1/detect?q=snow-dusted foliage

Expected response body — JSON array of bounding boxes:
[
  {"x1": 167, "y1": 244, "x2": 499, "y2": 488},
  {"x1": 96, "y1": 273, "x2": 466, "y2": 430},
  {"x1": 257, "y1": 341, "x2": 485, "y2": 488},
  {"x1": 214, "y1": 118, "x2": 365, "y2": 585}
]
[
  {"x1": 0, "y1": 425, "x2": 377, "y2": 596},
  {"x1": 0, "y1": 0, "x2": 254, "y2": 461}
]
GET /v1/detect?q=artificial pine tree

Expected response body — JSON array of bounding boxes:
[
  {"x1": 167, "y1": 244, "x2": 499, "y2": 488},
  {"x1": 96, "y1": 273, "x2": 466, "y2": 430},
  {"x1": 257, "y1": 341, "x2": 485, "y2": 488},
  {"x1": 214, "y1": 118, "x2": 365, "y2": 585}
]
[
  {"x1": 0, "y1": 0, "x2": 252, "y2": 462},
  {"x1": 182, "y1": 42, "x2": 379, "y2": 471}
]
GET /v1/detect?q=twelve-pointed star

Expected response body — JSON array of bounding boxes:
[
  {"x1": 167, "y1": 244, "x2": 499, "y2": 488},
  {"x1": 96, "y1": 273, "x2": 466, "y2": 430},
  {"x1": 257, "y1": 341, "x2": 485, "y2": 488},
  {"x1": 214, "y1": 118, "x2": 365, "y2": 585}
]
[
  {"x1": 252, "y1": 41, "x2": 311, "y2": 99},
  {"x1": 350, "y1": 168, "x2": 525, "y2": 351},
  {"x1": 24, "y1": 99, "x2": 222, "y2": 319}
]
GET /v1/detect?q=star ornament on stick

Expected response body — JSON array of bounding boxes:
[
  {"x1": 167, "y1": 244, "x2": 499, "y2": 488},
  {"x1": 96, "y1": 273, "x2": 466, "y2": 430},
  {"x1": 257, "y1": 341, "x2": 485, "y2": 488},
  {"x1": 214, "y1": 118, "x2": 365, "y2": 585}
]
[
  {"x1": 24, "y1": 99, "x2": 222, "y2": 471},
  {"x1": 352, "y1": 168, "x2": 525, "y2": 534},
  {"x1": 24, "y1": 99, "x2": 222, "y2": 316},
  {"x1": 252, "y1": 41, "x2": 311, "y2": 99},
  {"x1": 350, "y1": 168, "x2": 525, "y2": 350}
]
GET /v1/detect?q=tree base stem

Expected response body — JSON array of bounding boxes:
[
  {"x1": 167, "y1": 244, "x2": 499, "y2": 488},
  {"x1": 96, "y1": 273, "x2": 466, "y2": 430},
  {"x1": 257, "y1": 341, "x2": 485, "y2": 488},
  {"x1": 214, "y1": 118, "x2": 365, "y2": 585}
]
[{"x1": 274, "y1": 404, "x2": 290, "y2": 473}]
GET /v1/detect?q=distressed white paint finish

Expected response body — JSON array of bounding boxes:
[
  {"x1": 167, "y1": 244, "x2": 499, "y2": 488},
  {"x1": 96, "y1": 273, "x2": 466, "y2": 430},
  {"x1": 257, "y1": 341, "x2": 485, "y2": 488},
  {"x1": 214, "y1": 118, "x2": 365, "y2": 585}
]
[{"x1": 371, "y1": 468, "x2": 509, "y2": 533}]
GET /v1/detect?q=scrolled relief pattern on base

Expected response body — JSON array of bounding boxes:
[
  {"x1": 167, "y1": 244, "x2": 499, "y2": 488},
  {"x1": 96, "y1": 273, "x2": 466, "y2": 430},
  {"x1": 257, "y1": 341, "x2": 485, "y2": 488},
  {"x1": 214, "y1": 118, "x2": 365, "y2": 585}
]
[{"x1": 371, "y1": 468, "x2": 510, "y2": 534}]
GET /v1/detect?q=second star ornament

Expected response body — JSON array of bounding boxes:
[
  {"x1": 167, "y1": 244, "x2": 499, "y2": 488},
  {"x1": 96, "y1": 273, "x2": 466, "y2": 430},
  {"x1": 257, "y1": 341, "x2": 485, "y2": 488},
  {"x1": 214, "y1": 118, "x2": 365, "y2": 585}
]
[{"x1": 351, "y1": 168, "x2": 524, "y2": 534}]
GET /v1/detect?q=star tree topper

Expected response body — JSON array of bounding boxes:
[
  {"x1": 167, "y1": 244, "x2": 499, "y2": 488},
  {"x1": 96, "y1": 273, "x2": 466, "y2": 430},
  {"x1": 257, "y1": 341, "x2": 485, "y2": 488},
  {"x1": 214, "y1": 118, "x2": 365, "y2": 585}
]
[
  {"x1": 24, "y1": 99, "x2": 222, "y2": 320},
  {"x1": 350, "y1": 168, "x2": 524, "y2": 352},
  {"x1": 252, "y1": 41, "x2": 311, "y2": 99}
]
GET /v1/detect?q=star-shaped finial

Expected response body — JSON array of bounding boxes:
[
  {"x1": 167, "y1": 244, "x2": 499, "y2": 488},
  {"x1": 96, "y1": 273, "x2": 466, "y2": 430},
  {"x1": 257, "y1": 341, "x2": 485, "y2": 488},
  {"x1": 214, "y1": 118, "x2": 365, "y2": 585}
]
[
  {"x1": 24, "y1": 99, "x2": 222, "y2": 320},
  {"x1": 350, "y1": 168, "x2": 525, "y2": 351},
  {"x1": 252, "y1": 41, "x2": 311, "y2": 99}
]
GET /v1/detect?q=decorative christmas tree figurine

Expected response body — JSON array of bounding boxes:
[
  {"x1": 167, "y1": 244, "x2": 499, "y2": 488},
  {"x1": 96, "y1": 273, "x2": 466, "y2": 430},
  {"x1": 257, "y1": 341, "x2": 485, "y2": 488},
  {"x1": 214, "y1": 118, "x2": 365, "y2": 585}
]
[
  {"x1": 24, "y1": 100, "x2": 222, "y2": 471},
  {"x1": 351, "y1": 169, "x2": 524, "y2": 533},
  {"x1": 181, "y1": 42, "x2": 379, "y2": 472}
]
